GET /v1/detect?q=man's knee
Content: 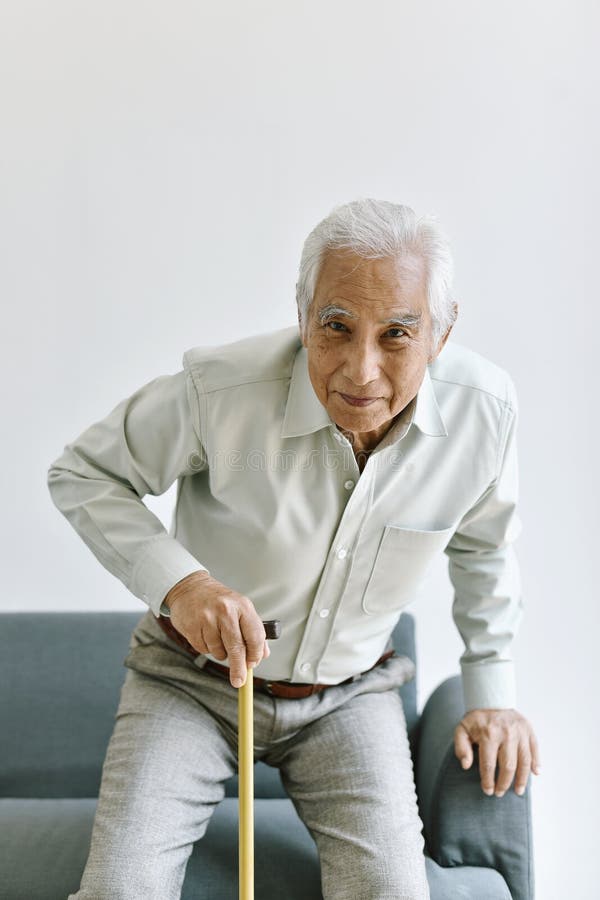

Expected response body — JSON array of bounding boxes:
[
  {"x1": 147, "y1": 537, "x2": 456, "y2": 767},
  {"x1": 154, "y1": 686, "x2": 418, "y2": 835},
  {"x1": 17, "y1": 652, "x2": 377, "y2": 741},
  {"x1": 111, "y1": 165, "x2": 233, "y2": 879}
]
[
  {"x1": 69, "y1": 838, "x2": 196, "y2": 900},
  {"x1": 322, "y1": 845, "x2": 430, "y2": 900}
]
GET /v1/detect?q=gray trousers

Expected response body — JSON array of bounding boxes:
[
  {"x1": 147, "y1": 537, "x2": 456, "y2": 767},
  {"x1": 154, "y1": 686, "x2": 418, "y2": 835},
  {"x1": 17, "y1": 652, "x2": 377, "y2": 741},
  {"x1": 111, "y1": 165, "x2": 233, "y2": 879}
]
[{"x1": 69, "y1": 611, "x2": 431, "y2": 900}]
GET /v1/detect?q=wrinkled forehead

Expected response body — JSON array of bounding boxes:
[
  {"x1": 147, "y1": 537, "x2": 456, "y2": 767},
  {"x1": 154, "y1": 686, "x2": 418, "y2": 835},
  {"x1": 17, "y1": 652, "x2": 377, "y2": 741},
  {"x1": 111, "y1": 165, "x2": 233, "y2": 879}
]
[
  {"x1": 315, "y1": 249, "x2": 425, "y2": 295},
  {"x1": 312, "y1": 250, "x2": 429, "y2": 322}
]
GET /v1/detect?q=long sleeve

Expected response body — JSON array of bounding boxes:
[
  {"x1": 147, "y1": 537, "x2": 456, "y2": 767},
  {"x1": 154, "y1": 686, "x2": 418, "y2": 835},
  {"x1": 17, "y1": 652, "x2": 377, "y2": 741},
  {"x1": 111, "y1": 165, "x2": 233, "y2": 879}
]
[
  {"x1": 444, "y1": 379, "x2": 524, "y2": 712},
  {"x1": 47, "y1": 368, "x2": 209, "y2": 617}
]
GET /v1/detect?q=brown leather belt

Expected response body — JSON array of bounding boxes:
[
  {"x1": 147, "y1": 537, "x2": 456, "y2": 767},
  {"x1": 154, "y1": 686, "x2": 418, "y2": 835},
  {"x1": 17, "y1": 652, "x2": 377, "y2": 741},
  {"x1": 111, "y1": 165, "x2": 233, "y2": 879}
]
[
  {"x1": 203, "y1": 651, "x2": 396, "y2": 698},
  {"x1": 155, "y1": 613, "x2": 395, "y2": 699}
]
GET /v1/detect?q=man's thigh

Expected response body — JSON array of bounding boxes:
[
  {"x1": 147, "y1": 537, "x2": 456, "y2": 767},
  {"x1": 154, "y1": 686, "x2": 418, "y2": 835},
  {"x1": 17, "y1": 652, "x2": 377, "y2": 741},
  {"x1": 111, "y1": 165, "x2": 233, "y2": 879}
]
[
  {"x1": 69, "y1": 666, "x2": 237, "y2": 900},
  {"x1": 272, "y1": 687, "x2": 430, "y2": 900}
]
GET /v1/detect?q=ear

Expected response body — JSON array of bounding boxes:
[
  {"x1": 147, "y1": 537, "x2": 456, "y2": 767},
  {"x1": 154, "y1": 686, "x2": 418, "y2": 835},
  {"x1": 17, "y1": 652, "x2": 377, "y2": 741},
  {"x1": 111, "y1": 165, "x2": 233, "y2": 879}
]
[
  {"x1": 297, "y1": 305, "x2": 307, "y2": 347},
  {"x1": 428, "y1": 302, "x2": 458, "y2": 363}
]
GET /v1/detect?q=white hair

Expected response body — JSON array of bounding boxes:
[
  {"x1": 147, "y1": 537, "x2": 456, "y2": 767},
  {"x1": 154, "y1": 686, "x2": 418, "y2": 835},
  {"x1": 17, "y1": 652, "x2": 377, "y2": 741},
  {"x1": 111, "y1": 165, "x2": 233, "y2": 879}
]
[{"x1": 295, "y1": 198, "x2": 457, "y2": 350}]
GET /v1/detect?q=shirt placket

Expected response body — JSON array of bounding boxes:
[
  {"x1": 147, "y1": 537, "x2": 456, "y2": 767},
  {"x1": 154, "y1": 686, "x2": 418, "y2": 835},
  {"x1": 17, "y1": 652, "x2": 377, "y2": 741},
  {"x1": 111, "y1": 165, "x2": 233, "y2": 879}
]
[{"x1": 290, "y1": 428, "x2": 375, "y2": 682}]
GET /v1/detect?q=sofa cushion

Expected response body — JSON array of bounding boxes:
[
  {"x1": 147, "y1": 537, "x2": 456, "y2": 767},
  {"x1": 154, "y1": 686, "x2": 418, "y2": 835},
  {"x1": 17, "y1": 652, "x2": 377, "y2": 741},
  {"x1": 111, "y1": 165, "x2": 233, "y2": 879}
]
[
  {"x1": 0, "y1": 613, "x2": 142, "y2": 798},
  {"x1": 1, "y1": 797, "x2": 511, "y2": 900}
]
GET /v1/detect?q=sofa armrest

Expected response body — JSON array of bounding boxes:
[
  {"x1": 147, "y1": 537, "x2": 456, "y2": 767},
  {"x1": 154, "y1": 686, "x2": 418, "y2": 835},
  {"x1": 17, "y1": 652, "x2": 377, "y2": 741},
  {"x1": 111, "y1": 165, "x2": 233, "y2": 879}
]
[{"x1": 416, "y1": 675, "x2": 535, "y2": 900}]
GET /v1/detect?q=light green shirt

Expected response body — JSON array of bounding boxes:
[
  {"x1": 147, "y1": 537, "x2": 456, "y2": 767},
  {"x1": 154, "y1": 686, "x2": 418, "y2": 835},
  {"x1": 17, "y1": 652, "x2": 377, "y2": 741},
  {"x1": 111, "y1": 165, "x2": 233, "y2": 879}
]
[{"x1": 47, "y1": 325, "x2": 523, "y2": 711}]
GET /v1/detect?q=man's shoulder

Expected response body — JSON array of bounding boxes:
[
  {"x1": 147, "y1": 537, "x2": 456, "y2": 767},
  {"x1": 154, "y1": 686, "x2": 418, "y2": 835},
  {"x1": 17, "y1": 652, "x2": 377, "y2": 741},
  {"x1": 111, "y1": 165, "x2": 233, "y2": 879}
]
[
  {"x1": 430, "y1": 341, "x2": 518, "y2": 410},
  {"x1": 182, "y1": 325, "x2": 302, "y2": 394}
]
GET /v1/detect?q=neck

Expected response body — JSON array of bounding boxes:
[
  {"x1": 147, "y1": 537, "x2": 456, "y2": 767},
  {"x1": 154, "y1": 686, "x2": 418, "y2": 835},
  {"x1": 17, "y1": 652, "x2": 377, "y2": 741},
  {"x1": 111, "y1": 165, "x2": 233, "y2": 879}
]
[{"x1": 336, "y1": 416, "x2": 399, "y2": 455}]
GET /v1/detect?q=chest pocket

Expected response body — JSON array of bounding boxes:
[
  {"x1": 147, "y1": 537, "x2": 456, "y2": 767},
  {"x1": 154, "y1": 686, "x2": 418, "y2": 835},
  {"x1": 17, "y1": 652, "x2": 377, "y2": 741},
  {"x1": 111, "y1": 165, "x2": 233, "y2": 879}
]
[{"x1": 362, "y1": 524, "x2": 455, "y2": 615}]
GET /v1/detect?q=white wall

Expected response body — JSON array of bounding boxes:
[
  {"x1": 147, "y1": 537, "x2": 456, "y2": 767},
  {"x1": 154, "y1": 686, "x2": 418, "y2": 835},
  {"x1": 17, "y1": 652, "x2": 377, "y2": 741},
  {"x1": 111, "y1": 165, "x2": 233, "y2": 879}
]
[{"x1": 2, "y1": 2, "x2": 598, "y2": 897}]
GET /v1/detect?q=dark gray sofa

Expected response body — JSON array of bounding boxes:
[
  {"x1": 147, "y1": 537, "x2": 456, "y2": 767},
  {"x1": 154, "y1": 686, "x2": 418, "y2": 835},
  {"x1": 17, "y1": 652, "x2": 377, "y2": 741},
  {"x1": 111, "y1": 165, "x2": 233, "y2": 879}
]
[{"x1": 0, "y1": 611, "x2": 534, "y2": 899}]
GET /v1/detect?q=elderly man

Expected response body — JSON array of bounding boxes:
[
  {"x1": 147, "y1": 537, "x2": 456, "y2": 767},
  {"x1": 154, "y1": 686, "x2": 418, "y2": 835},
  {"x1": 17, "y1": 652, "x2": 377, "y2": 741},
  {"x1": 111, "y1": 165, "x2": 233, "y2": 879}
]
[{"x1": 48, "y1": 198, "x2": 539, "y2": 900}]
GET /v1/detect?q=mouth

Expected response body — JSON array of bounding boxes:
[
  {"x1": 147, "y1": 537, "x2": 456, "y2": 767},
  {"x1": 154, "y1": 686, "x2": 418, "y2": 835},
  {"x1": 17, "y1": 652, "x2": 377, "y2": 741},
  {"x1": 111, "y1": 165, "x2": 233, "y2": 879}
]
[{"x1": 338, "y1": 392, "x2": 380, "y2": 407}]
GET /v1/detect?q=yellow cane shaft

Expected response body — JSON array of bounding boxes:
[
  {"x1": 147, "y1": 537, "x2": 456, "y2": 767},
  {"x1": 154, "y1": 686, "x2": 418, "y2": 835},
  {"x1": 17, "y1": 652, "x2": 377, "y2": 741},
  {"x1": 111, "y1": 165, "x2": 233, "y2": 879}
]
[{"x1": 239, "y1": 669, "x2": 254, "y2": 900}]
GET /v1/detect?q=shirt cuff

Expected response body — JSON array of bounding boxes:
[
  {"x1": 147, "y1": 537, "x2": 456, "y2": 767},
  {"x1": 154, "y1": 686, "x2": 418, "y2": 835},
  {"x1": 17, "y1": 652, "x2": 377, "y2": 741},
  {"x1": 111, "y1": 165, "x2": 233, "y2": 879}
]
[
  {"x1": 129, "y1": 534, "x2": 209, "y2": 618},
  {"x1": 460, "y1": 660, "x2": 517, "y2": 712}
]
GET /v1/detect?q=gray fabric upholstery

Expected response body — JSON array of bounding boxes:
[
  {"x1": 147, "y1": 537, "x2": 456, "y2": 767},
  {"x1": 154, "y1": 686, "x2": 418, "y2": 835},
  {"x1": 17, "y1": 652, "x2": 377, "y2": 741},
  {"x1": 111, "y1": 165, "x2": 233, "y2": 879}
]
[
  {"x1": 417, "y1": 677, "x2": 535, "y2": 900},
  {"x1": 0, "y1": 798, "x2": 512, "y2": 900},
  {"x1": 0, "y1": 611, "x2": 532, "y2": 899},
  {"x1": 0, "y1": 613, "x2": 142, "y2": 799}
]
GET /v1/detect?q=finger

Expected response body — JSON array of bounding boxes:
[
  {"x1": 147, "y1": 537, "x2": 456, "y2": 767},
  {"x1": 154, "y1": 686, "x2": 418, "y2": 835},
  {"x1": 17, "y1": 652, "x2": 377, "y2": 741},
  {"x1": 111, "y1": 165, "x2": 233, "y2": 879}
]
[
  {"x1": 514, "y1": 738, "x2": 532, "y2": 796},
  {"x1": 494, "y1": 738, "x2": 518, "y2": 796},
  {"x1": 202, "y1": 626, "x2": 227, "y2": 659},
  {"x1": 206, "y1": 638, "x2": 227, "y2": 659},
  {"x1": 188, "y1": 623, "x2": 215, "y2": 656},
  {"x1": 530, "y1": 731, "x2": 542, "y2": 774},
  {"x1": 252, "y1": 640, "x2": 271, "y2": 671},
  {"x1": 239, "y1": 608, "x2": 268, "y2": 668},
  {"x1": 220, "y1": 619, "x2": 248, "y2": 688},
  {"x1": 454, "y1": 722, "x2": 473, "y2": 769},
  {"x1": 479, "y1": 738, "x2": 501, "y2": 795},
  {"x1": 189, "y1": 630, "x2": 210, "y2": 655}
]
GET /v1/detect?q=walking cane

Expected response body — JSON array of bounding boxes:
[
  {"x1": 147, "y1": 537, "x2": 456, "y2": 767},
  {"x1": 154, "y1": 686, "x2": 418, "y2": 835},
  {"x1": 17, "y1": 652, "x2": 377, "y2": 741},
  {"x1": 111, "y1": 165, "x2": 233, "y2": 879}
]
[{"x1": 239, "y1": 619, "x2": 281, "y2": 900}]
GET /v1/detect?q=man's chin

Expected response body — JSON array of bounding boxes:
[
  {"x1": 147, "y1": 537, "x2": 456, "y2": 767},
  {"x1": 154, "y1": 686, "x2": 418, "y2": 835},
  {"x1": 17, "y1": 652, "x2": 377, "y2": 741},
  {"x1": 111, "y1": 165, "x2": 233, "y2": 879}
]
[{"x1": 328, "y1": 404, "x2": 390, "y2": 434}]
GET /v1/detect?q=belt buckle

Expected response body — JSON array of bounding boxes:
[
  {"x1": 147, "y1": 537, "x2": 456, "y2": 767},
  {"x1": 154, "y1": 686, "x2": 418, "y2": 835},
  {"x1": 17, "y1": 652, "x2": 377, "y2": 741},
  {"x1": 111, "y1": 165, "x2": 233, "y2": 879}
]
[{"x1": 262, "y1": 681, "x2": 277, "y2": 697}]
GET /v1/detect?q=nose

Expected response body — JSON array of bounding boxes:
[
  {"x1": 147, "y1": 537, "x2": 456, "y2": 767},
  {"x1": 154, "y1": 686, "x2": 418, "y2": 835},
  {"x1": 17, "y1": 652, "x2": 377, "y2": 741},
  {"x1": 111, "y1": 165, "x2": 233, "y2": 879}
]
[{"x1": 341, "y1": 337, "x2": 382, "y2": 388}]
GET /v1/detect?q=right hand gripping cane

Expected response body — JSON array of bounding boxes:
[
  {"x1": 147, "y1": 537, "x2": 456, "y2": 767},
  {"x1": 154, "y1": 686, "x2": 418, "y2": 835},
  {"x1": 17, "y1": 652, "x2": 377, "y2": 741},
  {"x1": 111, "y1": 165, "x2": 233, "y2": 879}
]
[{"x1": 239, "y1": 620, "x2": 282, "y2": 900}]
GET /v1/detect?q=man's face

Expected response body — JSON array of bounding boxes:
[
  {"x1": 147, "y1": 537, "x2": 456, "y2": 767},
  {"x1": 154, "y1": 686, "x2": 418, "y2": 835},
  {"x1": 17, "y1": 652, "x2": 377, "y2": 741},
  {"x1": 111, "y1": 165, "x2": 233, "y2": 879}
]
[{"x1": 300, "y1": 250, "x2": 453, "y2": 449}]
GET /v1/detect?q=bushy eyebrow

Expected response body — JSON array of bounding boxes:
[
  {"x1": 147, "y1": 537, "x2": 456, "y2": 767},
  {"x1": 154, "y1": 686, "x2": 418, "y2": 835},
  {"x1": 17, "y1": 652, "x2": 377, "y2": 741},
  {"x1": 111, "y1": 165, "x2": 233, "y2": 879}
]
[{"x1": 316, "y1": 304, "x2": 422, "y2": 328}]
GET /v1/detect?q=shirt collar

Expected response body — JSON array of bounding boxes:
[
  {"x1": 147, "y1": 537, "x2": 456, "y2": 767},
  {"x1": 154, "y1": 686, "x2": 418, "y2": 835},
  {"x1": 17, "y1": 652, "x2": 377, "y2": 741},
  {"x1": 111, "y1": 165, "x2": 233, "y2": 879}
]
[{"x1": 281, "y1": 343, "x2": 448, "y2": 442}]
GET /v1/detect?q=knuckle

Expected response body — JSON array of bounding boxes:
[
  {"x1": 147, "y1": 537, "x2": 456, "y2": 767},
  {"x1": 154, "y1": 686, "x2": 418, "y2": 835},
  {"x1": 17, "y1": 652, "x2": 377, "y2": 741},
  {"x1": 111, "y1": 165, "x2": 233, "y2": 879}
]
[
  {"x1": 214, "y1": 595, "x2": 234, "y2": 617},
  {"x1": 218, "y1": 604, "x2": 240, "y2": 628},
  {"x1": 483, "y1": 724, "x2": 500, "y2": 740}
]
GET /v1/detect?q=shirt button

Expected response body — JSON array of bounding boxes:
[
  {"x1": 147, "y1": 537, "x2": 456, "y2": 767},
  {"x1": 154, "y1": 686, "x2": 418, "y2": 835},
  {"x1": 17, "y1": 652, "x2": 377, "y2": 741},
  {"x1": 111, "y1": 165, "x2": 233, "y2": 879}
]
[
  {"x1": 336, "y1": 547, "x2": 348, "y2": 559},
  {"x1": 344, "y1": 480, "x2": 355, "y2": 490},
  {"x1": 300, "y1": 662, "x2": 311, "y2": 673},
  {"x1": 319, "y1": 608, "x2": 330, "y2": 618}
]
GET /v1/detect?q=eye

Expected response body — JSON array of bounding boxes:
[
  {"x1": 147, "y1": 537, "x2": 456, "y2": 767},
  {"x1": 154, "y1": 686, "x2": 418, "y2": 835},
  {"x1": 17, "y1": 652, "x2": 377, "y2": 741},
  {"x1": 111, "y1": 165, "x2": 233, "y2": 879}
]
[
  {"x1": 322, "y1": 321, "x2": 407, "y2": 338},
  {"x1": 385, "y1": 328, "x2": 407, "y2": 338}
]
